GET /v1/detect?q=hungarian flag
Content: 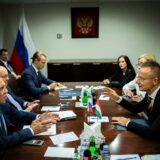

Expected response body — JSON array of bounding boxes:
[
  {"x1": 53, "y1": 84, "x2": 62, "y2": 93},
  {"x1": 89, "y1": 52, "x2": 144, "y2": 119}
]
[
  {"x1": 94, "y1": 100, "x2": 102, "y2": 119},
  {"x1": 10, "y1": 12, "x2": 36, "y2": 74}
]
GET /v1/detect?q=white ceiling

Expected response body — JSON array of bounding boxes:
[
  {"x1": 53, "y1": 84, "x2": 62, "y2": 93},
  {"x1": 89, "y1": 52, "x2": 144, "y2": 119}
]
[{"x1": 0, "y1": 0, "x2": 159, "y2": 4}]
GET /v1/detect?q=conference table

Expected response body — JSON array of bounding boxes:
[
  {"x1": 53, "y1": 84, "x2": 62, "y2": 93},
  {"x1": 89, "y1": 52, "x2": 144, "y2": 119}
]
[{"x1": 3, "y1": 82, "x2": 160, "y2": 160}]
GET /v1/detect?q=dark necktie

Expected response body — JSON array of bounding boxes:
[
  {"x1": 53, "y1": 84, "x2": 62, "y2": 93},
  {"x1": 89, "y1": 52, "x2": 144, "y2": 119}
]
[
  {"x1": 146, "y1": 95, "x2": 153, "y2": 114},
  {"x1": 37, "y1": 71, "x2": 41, "y2": 87},
  {"x1": 0, "y1": 108, "x2": 7, "y2": 136}
]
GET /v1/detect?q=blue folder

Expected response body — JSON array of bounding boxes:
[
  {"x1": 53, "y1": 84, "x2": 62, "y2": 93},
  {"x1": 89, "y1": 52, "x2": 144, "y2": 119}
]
[{"x1": 59, "y1": 91, "x2": 81, "y2": 97}]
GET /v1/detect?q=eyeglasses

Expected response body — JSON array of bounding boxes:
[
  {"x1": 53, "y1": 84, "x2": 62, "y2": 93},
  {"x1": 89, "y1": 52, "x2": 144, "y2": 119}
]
[
  {"x1": 136, "y1": 63, "x2": 143, "y2": 68},
  {"x1": 137, "y1": 76, "x2": 156, "y2": 81}
]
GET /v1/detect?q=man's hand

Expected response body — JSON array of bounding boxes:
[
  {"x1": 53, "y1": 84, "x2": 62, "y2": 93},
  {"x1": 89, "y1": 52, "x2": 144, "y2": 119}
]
[
  {"x1": 112, "y1": 117, "x2": 130, "y2": 126},
  {"x1": 103, "y1": 87, "x2": 121, "y2": 101},
  {"x1": 57, "y1": 82, "x2": 64, "y2": 87},
  {"x1": 25, "y1": 100, "x2": 40, "y2": 112},
  {"x1": 49, "y1": 82, "x2": 59, "y2": 90},
  {"x1": 103, "y1": 79, "x2": 110, "y2": 84},
  {"x1": 131, "y1": 95, "x2": 142, "y2": 102},
  {"x1": 30, "y1": 119, "x2": 52, "y2": 134},
  {"x1": 39, "y1": 111, "x2": 60, "y2": 124},
  {"x1": 123, "y1": 88, "x2": 134, "y2": 97}
]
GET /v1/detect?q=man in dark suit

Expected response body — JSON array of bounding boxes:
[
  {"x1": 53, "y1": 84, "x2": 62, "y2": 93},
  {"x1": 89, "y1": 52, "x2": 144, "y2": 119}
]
[
  {"x1": 0, "y1": 78, "x2": 60, "y2": 157},
  {"x1": 21, "y1": 51, "x2": 63, "y2": 99},
  {"x1": 0, "y1": 48, "x2": 21, "y2": 79},
  {"x1": 0, "y1": 66, "x2": 39, "y2": 112},
  {"x1": 103, "y1": 61, "x2": 160, "y2": 139}
]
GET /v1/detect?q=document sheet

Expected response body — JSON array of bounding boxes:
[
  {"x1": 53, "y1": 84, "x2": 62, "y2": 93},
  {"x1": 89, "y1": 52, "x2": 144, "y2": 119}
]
[
  {"x1": 44, "y1": 147, "x2": 75, "y2": 158},
  {"x1": 50, "y1": 131, "x2": 79, "y2": 145},
  {"x1": 23, "y1": 124, "x2": 56, "y2": 136},
  {"x1": 41, "y1": 106, "x2": 60, "y2": 111}
]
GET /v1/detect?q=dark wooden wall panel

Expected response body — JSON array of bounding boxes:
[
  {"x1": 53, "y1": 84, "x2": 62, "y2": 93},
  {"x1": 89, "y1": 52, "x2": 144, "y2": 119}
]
[{"x1": 47, "y1": 59, "x2": 117, "y2": 82}]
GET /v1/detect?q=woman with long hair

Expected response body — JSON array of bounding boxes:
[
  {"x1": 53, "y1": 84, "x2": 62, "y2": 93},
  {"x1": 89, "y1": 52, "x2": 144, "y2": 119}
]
[{"x1": 103, "y1": 55, "x2": 136, "y2": 88}]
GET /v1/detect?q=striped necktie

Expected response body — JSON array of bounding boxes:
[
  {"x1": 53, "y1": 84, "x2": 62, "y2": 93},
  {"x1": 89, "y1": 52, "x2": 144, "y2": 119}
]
[
  {"x1": 6, "y1": 63, "x2": 14, "y2": 73},
  {"x1": 0, "y1": 108, "x2": 7, "y2": 136}
]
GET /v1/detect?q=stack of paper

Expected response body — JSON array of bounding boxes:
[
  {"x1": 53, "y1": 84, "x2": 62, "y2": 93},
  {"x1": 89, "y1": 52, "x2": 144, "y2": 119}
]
[
  {"x1": 93, "y1": 86, "x2": 106, "y2": 90},
  {"x1": 56, "y1": 110, "x2": 77, "y2": 120},
  {"x1": 41, "y1": 106, "x2": 60, "y2": 111},
  {"x1": 44, "y1": 147, "x2": 75, "y2": 158},
  {"x1": 75, "y1": 85, "x2": 89, "y2": 89}
]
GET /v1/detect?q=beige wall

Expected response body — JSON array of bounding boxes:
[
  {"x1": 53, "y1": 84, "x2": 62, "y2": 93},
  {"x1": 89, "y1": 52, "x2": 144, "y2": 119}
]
[
  {"x1": 0, "y1": 2, "x2": 160, "y2": 76},
  {"x1": 0, "y1": 6, "x2": 3, "y2": 48}
]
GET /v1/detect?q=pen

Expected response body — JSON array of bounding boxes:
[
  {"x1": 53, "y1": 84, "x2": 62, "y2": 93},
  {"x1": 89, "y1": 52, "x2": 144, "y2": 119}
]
[{"x1": 115, "y1": 157, "x2": 137, "y2": 160}]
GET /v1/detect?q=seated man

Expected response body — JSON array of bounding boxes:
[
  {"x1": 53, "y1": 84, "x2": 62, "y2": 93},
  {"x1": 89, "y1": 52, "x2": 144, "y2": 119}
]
[
  {"x1": 0, "y1": 66, "x2": 39, "y2": 112},
  {"x1": 21, "y1": 51, "x2": 63, "y2": 99},
  {"x1": 0, "y1": 48, "x2": 21, "y2": 79},
  {"x1": 0, "y1": 78, "x2": 60, "y2": 157},
  {"x1": 123, "y1": 54, "x2": 156, "y2": 102},
  {"x1": 103, "y1": 61, "x2": 160, "y2": 139}
]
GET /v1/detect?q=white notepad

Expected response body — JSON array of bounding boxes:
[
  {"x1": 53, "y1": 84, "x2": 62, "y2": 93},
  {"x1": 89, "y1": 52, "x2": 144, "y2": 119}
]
[
  {"x1": 56, "y1": 110, "x2": 77, "y2": 120},
  {"x1": 44, "y1": 147, "x2": 75, "y2": 158},
  {"x1": 41, "y1": 106, "x2": 60, "y2": 111},
  {"x1": 50, "y1": 131, "x2": 79, "y2": 145}
]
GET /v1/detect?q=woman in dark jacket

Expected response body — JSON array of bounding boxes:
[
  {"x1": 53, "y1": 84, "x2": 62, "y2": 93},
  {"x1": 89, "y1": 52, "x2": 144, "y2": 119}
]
[{"x1": 103, "y1": 55, "x2": 136, "y2": 88}]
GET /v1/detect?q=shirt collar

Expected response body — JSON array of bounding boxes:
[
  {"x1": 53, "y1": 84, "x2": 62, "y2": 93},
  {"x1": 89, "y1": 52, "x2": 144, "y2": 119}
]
[
  {"x1": 32, "y1": 64, "x2": 39, "y2": 74},
  {"x1": 149, "y1": 86, "x2": 160, "y2": 101}
]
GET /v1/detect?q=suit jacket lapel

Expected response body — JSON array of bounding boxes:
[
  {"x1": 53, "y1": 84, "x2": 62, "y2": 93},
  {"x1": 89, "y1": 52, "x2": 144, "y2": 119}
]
[
  {"x1": 31, "y1": 66, "x2": 40, "y2": 87},
  {"x1": 149, "y1": 89, "x2": 160, "y2": 123}
]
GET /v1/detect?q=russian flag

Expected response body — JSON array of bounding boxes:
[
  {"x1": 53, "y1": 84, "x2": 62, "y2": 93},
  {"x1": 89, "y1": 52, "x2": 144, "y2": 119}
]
[
  {"x1": 88, "y1": 97, "x2": 95, "y2": 116},
  {"x1": 10, "y1": 12, "x2": 36, "y2": 75}
]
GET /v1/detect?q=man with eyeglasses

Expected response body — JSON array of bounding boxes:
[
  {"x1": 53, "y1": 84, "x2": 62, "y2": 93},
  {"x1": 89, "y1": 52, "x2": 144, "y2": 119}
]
[
  {"x1": 0, "y1": 77, "x2": 60, "y2": 157},
  {"x1": 0, "y1": 66, "x2": 39, "y2": 112},
  {"x1": 123, "y1": 54, "x2": 156, "y2": 102},
  {"x1": 103, "y1": 61, "x2": 160, "y2": 139}
]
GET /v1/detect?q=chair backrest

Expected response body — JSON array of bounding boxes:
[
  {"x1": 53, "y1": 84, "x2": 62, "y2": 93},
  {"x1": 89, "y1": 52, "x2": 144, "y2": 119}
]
[{"x1": 8, "y1": 74, "x2": 21, "y2": 96}]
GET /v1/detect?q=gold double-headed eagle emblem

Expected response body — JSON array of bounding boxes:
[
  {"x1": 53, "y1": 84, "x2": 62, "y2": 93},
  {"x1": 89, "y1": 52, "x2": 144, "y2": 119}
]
[{"x1": 76, "y1": 16, "x2": 93, "y2": 34}]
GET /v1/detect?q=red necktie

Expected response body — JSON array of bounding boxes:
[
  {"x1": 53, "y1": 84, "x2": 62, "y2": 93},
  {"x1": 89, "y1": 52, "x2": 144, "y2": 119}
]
[{"x1": 147, "y1": 96, "x2": 152, "y2": 113}]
